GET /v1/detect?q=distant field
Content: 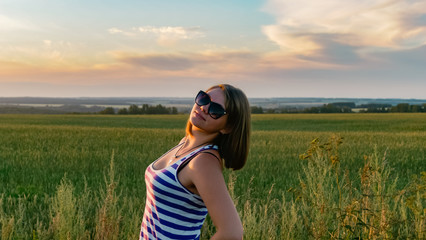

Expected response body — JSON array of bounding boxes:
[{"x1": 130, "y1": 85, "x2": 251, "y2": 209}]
[{"x1": 0, "y1": 113, "x2": 424, "y2": 239}]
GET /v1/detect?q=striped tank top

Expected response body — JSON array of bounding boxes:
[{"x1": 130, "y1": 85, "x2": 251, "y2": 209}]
[{"x1": 140, "y1": 144, "x2": 219, "y2": 240}]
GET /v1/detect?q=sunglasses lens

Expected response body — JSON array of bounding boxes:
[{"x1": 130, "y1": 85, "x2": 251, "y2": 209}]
[
  {"x1": 195, "y1": 91, "x2": 210, "y2": 106},
  {"x1": 208, "y1": 102, "x2": 226, "y2": 119},
  {"x1": 195, "y1": 90, "x2": 227, "y2": 119}
]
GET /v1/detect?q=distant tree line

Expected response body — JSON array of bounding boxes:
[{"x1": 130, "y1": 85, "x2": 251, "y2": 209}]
[
  {"x1": 0, "y1": 104, "x2": 104, "y2": 114},
  {"x1": 251, "y1": 103, "x2": 426, "y2": 114},
  {"x1": 356, "y1": 103, "x2": 426, "y2": 113},
  {"x1": 382, "y1": 103, "x2": 425, "y2": 113},
  {"x1": 99, "y1": 104, "x2": 178, "y2": 115}
]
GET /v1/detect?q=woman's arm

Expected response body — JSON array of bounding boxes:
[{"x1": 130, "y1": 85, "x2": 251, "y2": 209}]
[{"x1": 186, "y1": 153, "x2": 243, "y2": 240}]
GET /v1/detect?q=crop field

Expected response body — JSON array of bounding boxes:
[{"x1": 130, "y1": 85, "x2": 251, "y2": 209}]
[{"x1": 0, "y1": 113, "x2": 425, "y2": 239}]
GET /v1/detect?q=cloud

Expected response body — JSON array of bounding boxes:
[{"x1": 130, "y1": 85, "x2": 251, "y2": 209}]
[
  {"x1": 299, "y1": 34, "x2": 363, "y2": 65},
  {"x1": 107, "y1": 27, "x2": 136, "y2": 37},
  {"x1": 113, "y1": 51, "x2": 264, "y2": 78},
  {"x1": 369, "y1": 44, "x2": 426, "y2": 68},
  {"x1": 2, "y1": 46, "x2": 424, "y2": 98},
  {"x1": 262, "y1": 0, "x2": 426, "y2": 63},
  {"x1": 0, "y1": 40, "x2": 78, "y2": 68},
  {"x1": 137, "y1": 26, "x2": 203, "y2": 39},
  {"x1": 0, "y1": 14, "x2": 36, "y2": 31},
  {"x1": 0, "y1": 50, "x2": 265, "y2": 86},
  {"x1": 108, "y1": 26, "x2": 204, "y2": 46},
  {"x1": 117, "y1": 54, "x2": 196, "y2": 71}
]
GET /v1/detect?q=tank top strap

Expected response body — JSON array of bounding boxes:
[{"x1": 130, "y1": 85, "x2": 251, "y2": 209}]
[{"x1": 176, "y1": 144, "x2": 219, "y2": 165}]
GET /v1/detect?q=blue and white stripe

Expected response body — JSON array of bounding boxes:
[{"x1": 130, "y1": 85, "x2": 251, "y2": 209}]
[{"x1": 140, "y1": 144, "x2": 219, "y2": 240}]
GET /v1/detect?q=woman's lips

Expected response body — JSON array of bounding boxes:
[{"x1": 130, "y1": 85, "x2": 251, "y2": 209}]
[{"x1": 195, "y1": 111, "x2": 206, "y2": 121}]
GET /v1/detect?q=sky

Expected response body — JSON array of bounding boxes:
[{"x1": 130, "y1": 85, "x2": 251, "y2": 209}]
[{"x1": 1, "y1": 0, "x2": 425, "y2": 99}]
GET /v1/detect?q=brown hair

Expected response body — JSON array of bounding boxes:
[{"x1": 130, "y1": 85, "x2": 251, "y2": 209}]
[{"x1": 186, "y1": 84, "x2": 251, "y2": 170}]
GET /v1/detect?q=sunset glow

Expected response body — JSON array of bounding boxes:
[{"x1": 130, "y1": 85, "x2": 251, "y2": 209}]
[{"x1": 1, "y1": 0, "x2": 425, "y2": 98}]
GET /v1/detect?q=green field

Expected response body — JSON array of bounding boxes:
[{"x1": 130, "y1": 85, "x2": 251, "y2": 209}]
[{"x1": 0, "y1": 113, "x2": 425, "y2": 239}]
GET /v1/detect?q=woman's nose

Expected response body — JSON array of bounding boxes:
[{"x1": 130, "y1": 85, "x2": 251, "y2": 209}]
[{"x1": 200, "y1": 104, "x2": 209, "y2": 113}]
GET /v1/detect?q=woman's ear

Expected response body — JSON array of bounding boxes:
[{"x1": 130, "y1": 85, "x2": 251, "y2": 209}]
[{"x1": 220, "y1": 126, "x2": 232, "y2": 135}]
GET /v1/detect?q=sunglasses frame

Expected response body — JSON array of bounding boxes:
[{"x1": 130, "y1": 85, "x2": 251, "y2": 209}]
[{"x1": 195, "y1": 90, "x2": 227, "y2": 119}]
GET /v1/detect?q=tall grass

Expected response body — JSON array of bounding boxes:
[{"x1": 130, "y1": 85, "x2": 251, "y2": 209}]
[
  {"x1": 231, "y1": 136, "x2": 425, "y2": 239},
  {"x1": 0, "y1": 138, "x2": 424, "y2": 239},
  {"x1": 26, "y1": 152, "x2": 140, "y2": 240}
]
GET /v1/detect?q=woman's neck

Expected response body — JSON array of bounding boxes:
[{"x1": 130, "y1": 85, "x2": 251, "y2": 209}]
[{"x1": 185, "y1": 128, "x2": 219, "y2": 148}]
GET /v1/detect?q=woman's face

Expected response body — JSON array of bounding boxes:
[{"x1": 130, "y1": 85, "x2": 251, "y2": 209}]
[{"x1": 189, "y1": 87, "x2": 228, "y2": 134}]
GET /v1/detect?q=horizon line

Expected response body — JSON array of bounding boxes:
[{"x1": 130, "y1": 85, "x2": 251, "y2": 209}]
[{"x1": 1, "y1": 96, "x2": 425, "y2": 101}]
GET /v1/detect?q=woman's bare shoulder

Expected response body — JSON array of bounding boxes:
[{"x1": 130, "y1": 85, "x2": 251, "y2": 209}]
[{"x1": 188, "y1": 150, "x2": 223, "y2": 174}]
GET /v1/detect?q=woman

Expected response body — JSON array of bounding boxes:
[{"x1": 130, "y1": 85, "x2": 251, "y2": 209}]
[{"x1": 140, "y1": 84, "x2": 251, "y2": 240}]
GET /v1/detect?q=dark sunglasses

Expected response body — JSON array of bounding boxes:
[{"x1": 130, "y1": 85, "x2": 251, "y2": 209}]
[{"x1": 195, "y1": 90, "x2": 227, "y2": 119}]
